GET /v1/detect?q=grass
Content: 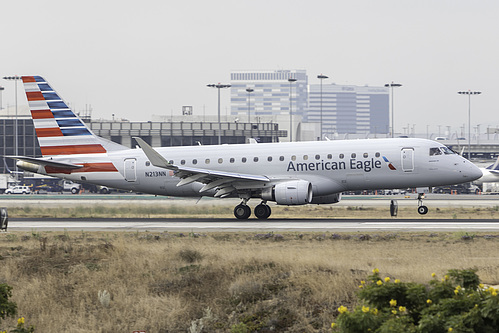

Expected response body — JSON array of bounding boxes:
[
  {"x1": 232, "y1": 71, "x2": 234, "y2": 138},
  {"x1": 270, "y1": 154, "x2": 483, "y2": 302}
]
[
  {"x1": 5, "y1": 203, "x2": 499, "y2": 219},
  {"x1": 1, "y1": 231, "x2": 499, "y2": 332}
]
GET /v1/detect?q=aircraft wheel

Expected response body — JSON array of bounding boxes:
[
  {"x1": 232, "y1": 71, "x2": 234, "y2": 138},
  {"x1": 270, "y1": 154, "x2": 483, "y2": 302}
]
[
  {"x1": 417, "y1": 205, "x2": 428, "y2": 215},
  {"x1": 234, "y1": 204, "x2": 251, "y2": 219},
  {"x1": 254, "y1": 204, "x2": 272, "y2": 220}
]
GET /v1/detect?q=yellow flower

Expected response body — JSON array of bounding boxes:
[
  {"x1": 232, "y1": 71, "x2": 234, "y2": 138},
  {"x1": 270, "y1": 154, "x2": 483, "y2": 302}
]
[
  {"x1": 431, "y1": 272, "x2": 436, "y2": 278},
  {"x1": 427, "y1": 299, "x2": 432, "y2": 304},
  {"x1": 454, "y1": 289, "x2": 460, "y2": 295},
  {"x1": 338, "y1": 305, "x2": 348, "y2": 314},
  {"x1": 377, "y1": 280, "x2": 383, "y2": 286},
  {"x1": 359, "y1": 285, "x2": 364, "y2": 289},
  {"x1": 372, "y1": 268, "x2": 379, "y2": 274},
  {"x1": 448, "y1": 328, "x2": 453, "y2": 332},
  {"x1": 492, "y1": 290, "x2": 498, "y2": 296},
  {"x1": 394, "y1": 279, "x2": 401, "y2": 284},
  {"x1": 389, "y1": 299, "x2": 397, "y2": 307},
  {"x1": 362, "y1": 306, "x2": 370, "y2": 313},
  {"x1": 361, "y1": 280, "x2": 366, "y2": 285},
  {"x1": 331, "y1": 322, "x2": 336, "y2": 328},
  {"x1": 372, "y1": 308, "x2": 378, "y2": 315},
  {"x1": 479, "y1": 284, "x2": 484, "y2": 289},
  {"x1": 399, "y1": 306, "x2": 406, "y2": 312},
  {"x1": 384, "y1": 277, "x2": 391, "y2": 283},
  {"x1": 444, "y1": 275, "x2": 449, "y2": 281},
  {"x1": 391, "y1": 309, "x2": 397, "y2": 315},
  {"x1": 17, "y1": 317, "x2": 25, "y2": 326}
]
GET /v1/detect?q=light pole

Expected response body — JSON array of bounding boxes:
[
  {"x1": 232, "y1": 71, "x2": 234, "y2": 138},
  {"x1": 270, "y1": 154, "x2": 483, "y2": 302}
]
[
  {"x1": 317, "y1": 74, "x2": 328, "y2": 140},
  {"x1": 207, "y1": 83, "x2": 231, "y2": 145},
  {"x1": 246, "y1": 87, "x2": 254, "y2": 123},
  {"x1": 0, "y1": 86, "x2": 4, "y2": 110},
  {"x1": 458, "y1": 90, "x2": 481, "y2": 159},
  {"x1": 384, "y1": 82, "x2": 402, "y2": 138},
  {"x1": 288, "y1": 77, "x2": 297, "y2": 142},
  {"x1": 3, "y1": 76, "x2": 21, "y2": 178}
]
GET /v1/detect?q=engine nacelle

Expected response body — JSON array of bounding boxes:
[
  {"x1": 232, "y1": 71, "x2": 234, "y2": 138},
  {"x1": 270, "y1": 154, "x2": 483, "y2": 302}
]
[
  {"x1": 310, "y1": 193, "x2": 341, "y2": 204},
  {"x1": 262, "y1": 180, "x2": 313, "y2": 205}
]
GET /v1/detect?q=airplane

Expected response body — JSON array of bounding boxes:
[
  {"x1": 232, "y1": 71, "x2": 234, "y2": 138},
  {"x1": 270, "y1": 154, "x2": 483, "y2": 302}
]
[
  {"x1": 474, "y1": 156, "x2": 499, "y2": 185},
  {"x1": 6, "y1": 76, "x2": 483, "y2": 219}
]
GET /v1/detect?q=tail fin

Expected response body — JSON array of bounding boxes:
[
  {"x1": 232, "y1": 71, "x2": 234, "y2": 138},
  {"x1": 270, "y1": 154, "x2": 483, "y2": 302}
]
[
  {"x1": 21, "y1": 76, "x2": 126, "y2": 156},
  {"x1": 486, "y1": 155, "x2": 499, "y2": 171}
]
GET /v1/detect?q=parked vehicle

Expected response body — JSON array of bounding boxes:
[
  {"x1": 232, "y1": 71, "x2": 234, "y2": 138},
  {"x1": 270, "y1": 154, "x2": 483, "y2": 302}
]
[
  {"x1": 4, "y1": 185, "x2": 31, "y2": 194},
  {"x1": 63, "y1": 180, "x2": 81, "y2": 194}
]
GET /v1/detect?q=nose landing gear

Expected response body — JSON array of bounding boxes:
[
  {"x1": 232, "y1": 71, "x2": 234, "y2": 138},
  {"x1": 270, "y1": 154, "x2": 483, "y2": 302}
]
[{"x1": 417, "y1": 193, "x2": 428, "y2": 215}]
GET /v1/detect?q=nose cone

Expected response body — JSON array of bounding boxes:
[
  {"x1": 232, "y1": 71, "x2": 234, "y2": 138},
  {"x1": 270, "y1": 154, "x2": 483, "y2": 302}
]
[{"x1": 467, "y1": 162, "x2": 483, "y2": 181}]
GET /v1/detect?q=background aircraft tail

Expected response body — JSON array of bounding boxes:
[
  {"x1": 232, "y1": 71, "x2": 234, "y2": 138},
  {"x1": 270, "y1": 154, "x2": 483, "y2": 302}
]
[{"x1": 21, "y1": 76, "x2": 126, "y2": 156}]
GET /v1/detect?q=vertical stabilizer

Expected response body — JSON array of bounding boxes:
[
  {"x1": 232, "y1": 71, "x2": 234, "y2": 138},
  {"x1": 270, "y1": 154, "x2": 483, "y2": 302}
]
[{"x1": 21, "y1": 76, "x2": 125, "y2": 156}]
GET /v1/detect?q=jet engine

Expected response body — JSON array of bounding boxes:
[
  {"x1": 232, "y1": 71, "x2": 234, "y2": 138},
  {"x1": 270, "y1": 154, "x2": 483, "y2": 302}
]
[
  {"x1": 261, "y1": 180, "x2": 313, "y2": 205},
  {"x1": 310, "y1": 193, "x2": 341, "y2": 204},
  {"x1": 16, "y1": 160, "x2": 42, "y2": 173}
]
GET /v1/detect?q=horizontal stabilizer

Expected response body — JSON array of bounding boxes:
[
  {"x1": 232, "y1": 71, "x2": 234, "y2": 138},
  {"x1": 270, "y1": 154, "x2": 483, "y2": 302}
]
[{"x1": 5, "y1": 156, "x2": 83, "y2": 169}]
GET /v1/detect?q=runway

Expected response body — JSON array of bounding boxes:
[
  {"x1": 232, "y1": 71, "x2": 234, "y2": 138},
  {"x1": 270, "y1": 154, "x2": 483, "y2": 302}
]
[{"x1": 6, "y1": 217, "x2": 499, "y2": 232}]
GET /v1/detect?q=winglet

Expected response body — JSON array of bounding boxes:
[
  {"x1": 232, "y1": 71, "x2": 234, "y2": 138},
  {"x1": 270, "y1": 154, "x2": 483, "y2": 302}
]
[{"x1": 133, "y1": 137, "x2": 177, "y2": 170}]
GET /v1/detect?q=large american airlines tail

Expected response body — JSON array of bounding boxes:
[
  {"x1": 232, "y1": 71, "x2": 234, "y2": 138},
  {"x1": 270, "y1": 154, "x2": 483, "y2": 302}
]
[{"x1": 21, "y1": 75, "x2": 126, "y2": 156}]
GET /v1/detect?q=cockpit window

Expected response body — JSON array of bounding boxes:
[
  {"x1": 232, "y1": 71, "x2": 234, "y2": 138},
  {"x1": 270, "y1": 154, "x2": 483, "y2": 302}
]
[
  {"x1": 430, "y1": 148, "x2": 442, "y2": 156},
  {"x1": 440, "y1": 146, "x2": 455, "y2": 155}
]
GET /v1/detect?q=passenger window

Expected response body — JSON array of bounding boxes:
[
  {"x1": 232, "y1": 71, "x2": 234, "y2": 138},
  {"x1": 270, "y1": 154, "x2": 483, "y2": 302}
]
[
  {"x1": 375, "y1": 152, "x2": 380, "y2": 158},
  {"x1": 218, "y1": 158, "x2": 223, "y2": 164},
  {"x1": 145, "y1": 161, "x2": 150, "y2": 166},
  {"x1": 339, "y1": 154, "x2": 344, "y2": 159},
  {"x1": 254, "y1": 157, "x2": 259, "y2": 162},
  {"x1": 315, "y1": 154, "x2": 320, "y2": 160},
  {"x1": 303, "y1": 155, "x2": 308, "y2": 160},
  {"x1": 267, "y1": 156, "x2": 272, "y2": 162},
  {"x1": 192, "y1": 159, "x2": 197, "y2": 165},
  {"x1": 205, "y1": 158, "x2": 210, "y2": 164},
  {"x1": 351, "y1": 153, "x2": 356, "y2": 158},
  {"x1": 230, "y1": 158, "x2": 235, "y2": 163},
  {"x1": 291, "y1": 155, "x2": 296, "y2": 161},
  {"x1": 327, "y1": 154, "x2": 332, "y2": 159},
  {"x1": 169, "y1": 160, "x2": 174, "y2": 164},
  {"x1": 242, "y1": 157, "x2": 247, "y2": 163},
  {"x1": 279, "y1": 156, "x2": 284, "y2": 161},
  {"x1": 430, "y1": 148, "x2": 442, "y2": 156},
  {"x1": 181, "y1": 160, "x2": 186, "y2": 165},
  {"x1": 363, "y1": 153, "x2": 368, "y2": 158}
]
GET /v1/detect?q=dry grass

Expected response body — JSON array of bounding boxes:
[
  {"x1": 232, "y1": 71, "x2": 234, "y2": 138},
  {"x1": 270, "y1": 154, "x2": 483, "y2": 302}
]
[
  {"x1": 5, "y1": 203, "x2": 499, "y2": 219},
  {"x1": 1, "y1": 231, "x2": 499, "y2": 332}
]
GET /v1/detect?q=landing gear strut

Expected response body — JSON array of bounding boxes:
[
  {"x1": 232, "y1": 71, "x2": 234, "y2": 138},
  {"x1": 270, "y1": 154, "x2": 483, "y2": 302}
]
[{"x1": 417, "y1": 193, "x2": 428, "y2": 215}]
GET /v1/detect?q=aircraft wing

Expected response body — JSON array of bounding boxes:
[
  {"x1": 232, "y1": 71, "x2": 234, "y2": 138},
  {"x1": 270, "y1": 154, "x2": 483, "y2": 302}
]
[
  {"x1": 5, "y1": 156, "x2": 84, "y2": 169},
  {"x1": 134, "y1": 137, "x2": 269, "y2": 197}
]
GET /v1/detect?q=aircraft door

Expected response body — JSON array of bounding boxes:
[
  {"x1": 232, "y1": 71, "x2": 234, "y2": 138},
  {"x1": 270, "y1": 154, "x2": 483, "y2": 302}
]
[
  {"x1": 124, "y1": 158, "x2": 137, "y2": 182},
  {"x1": 401, "y1": 148, "x2": 414, "y2": 172}
]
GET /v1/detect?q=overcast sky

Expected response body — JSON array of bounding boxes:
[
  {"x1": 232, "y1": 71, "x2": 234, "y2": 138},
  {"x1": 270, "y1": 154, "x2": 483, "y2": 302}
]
[{"x1": 1, "y1": 0, "x2": 498, "y2": 136}]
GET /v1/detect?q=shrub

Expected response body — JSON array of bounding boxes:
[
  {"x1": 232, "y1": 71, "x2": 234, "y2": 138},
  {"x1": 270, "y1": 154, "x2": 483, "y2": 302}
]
[
  {"x1": 0, "y1": 284, "x2": 17, "y2": 323},
  {"x1": 332, "y1": 269, "x2": 499, "y2": 333}
]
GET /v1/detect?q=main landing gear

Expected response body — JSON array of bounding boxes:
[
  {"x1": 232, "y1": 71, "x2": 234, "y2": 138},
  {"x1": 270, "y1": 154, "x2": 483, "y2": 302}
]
[
  {"x1": 234, "y1": 200, "x2": 272, "y2": 220},
  {"x1": 417, "y1": 193, "x2": 428, "y2": 215}
]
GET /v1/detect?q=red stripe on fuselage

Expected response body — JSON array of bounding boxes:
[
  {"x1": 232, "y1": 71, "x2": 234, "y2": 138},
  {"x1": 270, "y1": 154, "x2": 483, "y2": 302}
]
[
  {"x1": 41, "y1": 144, "x2": 107, "y2": 156},
  {"x1": 45, "y1": 162, "x2": 118, "y2": 174},
  {"x1": 26, "y1": 91, "x2": 44, "y2": 101},
  {"x1": 31, "y1": 110, "x2": 54, "y2": 119},
  {"x1": 35, "y1": 128, "x2": 63, "y2": 137}
]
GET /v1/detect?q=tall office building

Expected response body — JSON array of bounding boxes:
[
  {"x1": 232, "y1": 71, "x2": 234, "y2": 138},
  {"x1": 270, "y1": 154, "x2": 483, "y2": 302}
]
[
  {"x1": 307, "y1": 84, "x2": 389, "y2": 136},
  {"x1": 230, "y1": 70, "x2": 308, "y2": 121}
]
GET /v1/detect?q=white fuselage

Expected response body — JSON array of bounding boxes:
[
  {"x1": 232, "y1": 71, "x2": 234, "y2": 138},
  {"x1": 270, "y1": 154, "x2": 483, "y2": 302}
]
[{"x1": 34, "y1": 138, "x2": 482, "y2": 199}]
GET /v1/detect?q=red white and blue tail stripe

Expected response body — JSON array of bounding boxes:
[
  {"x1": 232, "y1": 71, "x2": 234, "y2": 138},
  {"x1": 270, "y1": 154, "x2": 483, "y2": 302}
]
[{"x1": 21, "y1": 76, "x2": 117, "y2": 156}]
